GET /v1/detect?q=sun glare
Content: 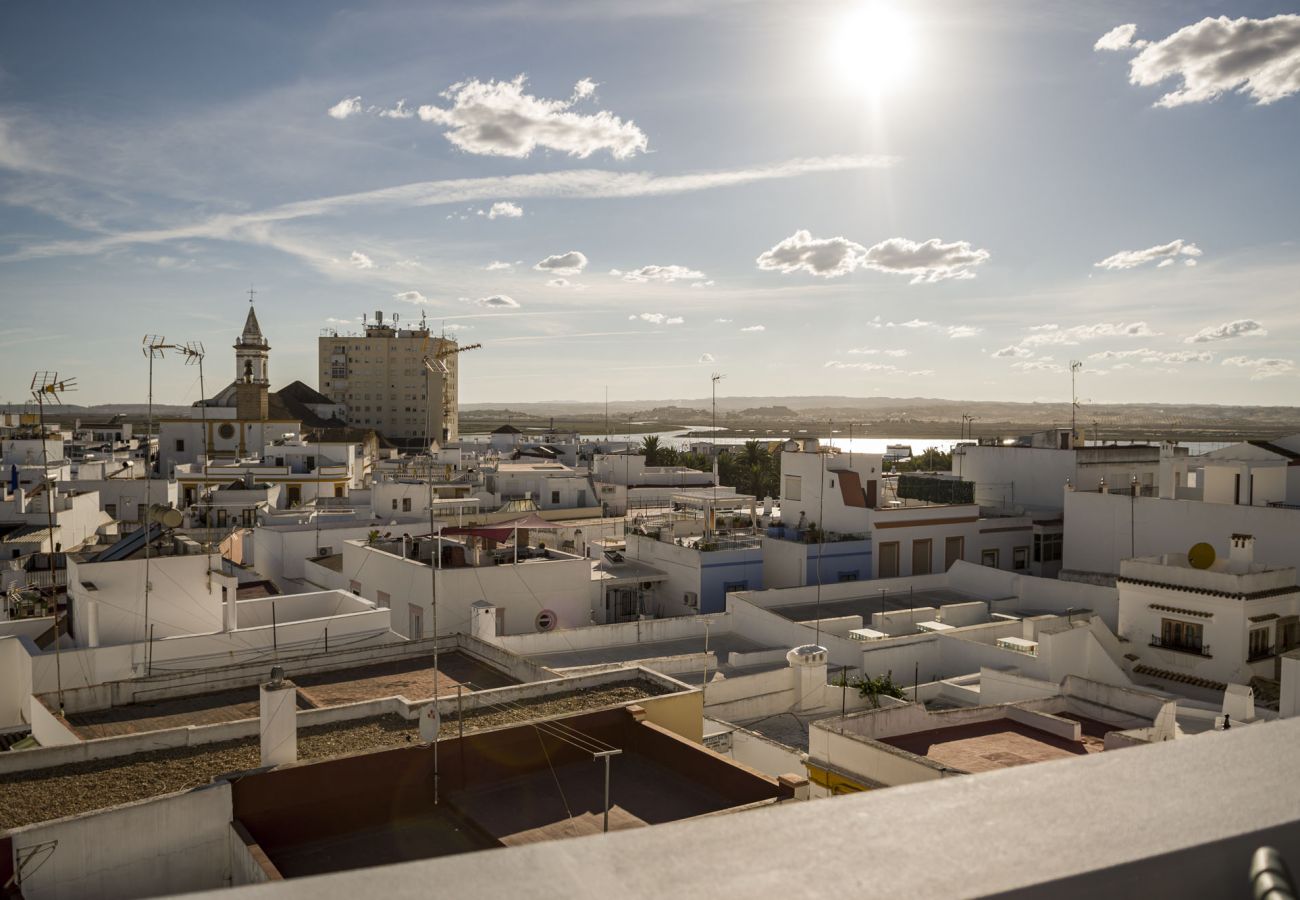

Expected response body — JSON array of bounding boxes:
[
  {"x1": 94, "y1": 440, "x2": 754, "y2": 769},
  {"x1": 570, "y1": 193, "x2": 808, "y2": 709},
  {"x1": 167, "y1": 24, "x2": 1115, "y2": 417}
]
[{"x1": 831, "y1": 3, "x2": 917, "y2": 92}]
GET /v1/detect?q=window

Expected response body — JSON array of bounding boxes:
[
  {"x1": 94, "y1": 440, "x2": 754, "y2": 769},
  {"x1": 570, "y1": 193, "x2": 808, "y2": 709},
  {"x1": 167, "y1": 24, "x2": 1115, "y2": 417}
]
[
  {"x1": 784, "y1": 474, "x2": 801, "y2": 501},
  {"x1": 944, "y1": 536, "x2": 964, "y2": 571},
  {"x1": 723, "y1": 581, "x2": 749, "y2": 594},
  {"x1": 349, "y1": 579, "x2": 362, "y2": 593},
  {"x1": 286, "y1": 485, "x2": 301, "y2": 506},
  {"x1": 175, "y1": 439, "x2": 185, "y2": 452},
  {"x1": 1248, "y1": 627, "x2": 1273, "y2": 661},
  {"x1": 392, "y1": 498, "x2": 399, "y2": 510},
  {"x1": 104, "y1": 503, "x2": 117, "y2": 518},
  {"x1": 402, "y1": 497, "x2": 412, "y2": 512},
  {"x1": 218, "y1": 423, "x2": 235, "y2": 440},
  {"x1": 551, "y1": 490, "x2": 561, "y2": 505},
  {"x1": 535, "y1": 609, "x2": 557, "y2": 632},
  {"x1": 1033, "y1": 533, "x2": 1063, "y2": 563},
  {"x1": 376, "y1": 590, "x2": 390, "y2": 609},
  {"x1": 1013, "y1": 546, "x2": 1028, "y2": 570},
  {"x1": 1159, "y1": 618, "x2": 1204, "y2": 654},
  {"x1": 981, "y1": 548, "x2": 999, "y2": 568},
  {"x1": 837, "y1": 571, "x2": 859, "y2": 583}
]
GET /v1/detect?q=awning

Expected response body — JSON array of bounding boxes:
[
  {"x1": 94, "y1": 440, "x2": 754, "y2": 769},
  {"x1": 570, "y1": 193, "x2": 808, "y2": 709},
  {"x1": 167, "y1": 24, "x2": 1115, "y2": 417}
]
[{"x1": 440, "y1": 514, "x2": 563, "y2": 542}]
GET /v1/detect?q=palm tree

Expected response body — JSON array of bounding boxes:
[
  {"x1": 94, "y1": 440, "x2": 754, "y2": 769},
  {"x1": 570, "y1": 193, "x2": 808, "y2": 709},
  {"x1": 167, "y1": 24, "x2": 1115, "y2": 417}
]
[{"x1": 640, "y1": 435, "x2": 660, "y2": 466}]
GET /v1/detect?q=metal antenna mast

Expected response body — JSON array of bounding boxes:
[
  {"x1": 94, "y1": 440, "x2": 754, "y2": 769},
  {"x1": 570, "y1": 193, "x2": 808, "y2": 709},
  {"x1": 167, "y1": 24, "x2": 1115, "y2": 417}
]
[
  {"x1": 142, "y1": 335, "x2": 177, "y2": 673},
  {"x1": 711, "y1": 373, "x2": 725, "y2": 527},
  {"x1": 30, "y1": 372, "x2": 75, "y2": 715},
  {"x1": 1069, "y1": 360, "x2": 1083, "y2": 443},
  {"x1": 178, "y1": 342, "x2": 210, "y2": 559}
]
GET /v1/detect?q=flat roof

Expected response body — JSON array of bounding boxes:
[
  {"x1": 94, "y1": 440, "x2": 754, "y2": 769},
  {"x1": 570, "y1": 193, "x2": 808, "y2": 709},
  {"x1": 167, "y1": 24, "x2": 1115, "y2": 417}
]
[
  {"x1": 769, "y1": 588, "x2": 978, "y2": 623},
  {"x1": 528, "y1": 633, "x2": 776, "y2": 675},
  {"x1": 64, "y1": 651, "x2": 516, "y2": 740},
  {"x1": 882, "y1": 715, "x2": 1111, "y2": 773}
]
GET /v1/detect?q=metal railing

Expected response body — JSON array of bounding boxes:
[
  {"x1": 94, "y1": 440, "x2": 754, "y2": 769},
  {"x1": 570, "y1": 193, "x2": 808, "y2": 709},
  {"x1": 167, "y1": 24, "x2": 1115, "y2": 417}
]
[{"x1": 1150, "y1": 635, "x2": 1212, "y2": 658}]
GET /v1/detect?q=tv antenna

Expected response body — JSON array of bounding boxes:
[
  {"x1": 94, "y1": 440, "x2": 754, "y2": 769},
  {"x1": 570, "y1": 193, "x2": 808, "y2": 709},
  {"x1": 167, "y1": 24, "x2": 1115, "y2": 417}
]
[
  {"x1": 1069, "y1": 360, "x2": 1083, "y2": 442},
  {"x1": 30, "y1": 371, "x2": 76, "y2": 714}
]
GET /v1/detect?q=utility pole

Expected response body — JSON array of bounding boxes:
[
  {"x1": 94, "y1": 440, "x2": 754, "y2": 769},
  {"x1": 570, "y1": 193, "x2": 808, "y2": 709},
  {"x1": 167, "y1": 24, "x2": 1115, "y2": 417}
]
[
  {"x1": 141, "y1": 335, "x2": 178, "y2": 671},
  {"x1": 1070, "y1": 360, "x2": 1083, "y2": 444}
]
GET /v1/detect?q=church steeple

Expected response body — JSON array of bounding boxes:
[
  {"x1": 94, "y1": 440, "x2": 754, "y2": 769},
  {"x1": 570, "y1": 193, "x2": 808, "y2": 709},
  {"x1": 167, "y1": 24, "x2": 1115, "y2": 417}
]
[{"x1": 234, "y1": 290, "x2": 270, "y2": 421}]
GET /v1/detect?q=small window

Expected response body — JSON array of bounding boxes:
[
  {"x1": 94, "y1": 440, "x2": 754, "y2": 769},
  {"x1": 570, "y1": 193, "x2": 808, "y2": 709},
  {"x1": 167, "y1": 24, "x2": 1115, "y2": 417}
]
[
  {"x1": 104, "y1": 503, "x2": 117, "y2": 518},
  {"x1": 837, "y1": 571, "x2": 859, "y2": 583},
  {"x1": 349, "y1": 579, "x2": 362, "y2": 593},
  {"x1": 724, "y1": 581, "x2": 749, "y2": 593},
  {"x1": 784, "y1": 474, "x2": 802, "y2": 501},
  {"x1": 535, "y1": 609, "x2": 557, "y2": 632},
  {"x1": 551, "y1": 491, "x2": 560, "y2": 505},
  {"x1": 175, "y1": 439, "x2": 185, "y2": 452},
  {"x1": 981, "y1": 549, "x2": 999, "y2": 568},
  {"x1": 376, "y1": 590, "x2": 391, "y2": 609},
  {"x1": 392, "y1": 498, "x2": 398, "y2": 510},
  {"x1": 1013, "y1": 546, "x2": 1028, "y2": 570},
  {"x1": 402, "y1": 498, "x2": 412, "y2": 512},
  {"x1": 217, "y1": 423, "x2": 235, "y2": 440}
]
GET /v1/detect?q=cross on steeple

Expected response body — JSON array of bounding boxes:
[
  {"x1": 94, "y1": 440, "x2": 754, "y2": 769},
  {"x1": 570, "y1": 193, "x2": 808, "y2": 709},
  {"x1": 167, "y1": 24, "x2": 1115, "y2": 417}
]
[{"x1": 247, "y1": 285, "x2": 257, "y2": 305}]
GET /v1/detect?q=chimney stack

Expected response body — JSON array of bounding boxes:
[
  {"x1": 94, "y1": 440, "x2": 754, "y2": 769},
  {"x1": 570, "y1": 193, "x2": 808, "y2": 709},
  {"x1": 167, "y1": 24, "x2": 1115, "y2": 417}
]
[
  {"x1": 1229, "y1": 534, "x2": 1256, "y2": 574},
  {"x1": 259, "y1": 666, "x2": 297, "y2": 767}
]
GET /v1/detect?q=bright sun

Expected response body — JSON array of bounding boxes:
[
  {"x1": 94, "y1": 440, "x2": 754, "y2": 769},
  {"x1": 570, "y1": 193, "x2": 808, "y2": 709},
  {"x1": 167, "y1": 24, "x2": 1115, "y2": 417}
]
[{"x1": 830, "y1": 3, "x2": 917, "y2": 92}]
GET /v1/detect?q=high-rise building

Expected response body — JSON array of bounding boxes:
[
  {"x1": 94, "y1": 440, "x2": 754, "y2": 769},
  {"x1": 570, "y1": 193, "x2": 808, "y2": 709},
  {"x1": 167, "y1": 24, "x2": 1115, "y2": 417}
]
[{"x1": 317, "y1": 310, "x2": 460, "y2": 447}]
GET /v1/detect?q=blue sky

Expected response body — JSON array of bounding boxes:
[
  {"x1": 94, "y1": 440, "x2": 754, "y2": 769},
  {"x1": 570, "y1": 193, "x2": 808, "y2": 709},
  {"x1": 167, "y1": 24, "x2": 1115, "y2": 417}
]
[{"x1": 2, "y1": 1, "x2": 1299, "y2": 407}]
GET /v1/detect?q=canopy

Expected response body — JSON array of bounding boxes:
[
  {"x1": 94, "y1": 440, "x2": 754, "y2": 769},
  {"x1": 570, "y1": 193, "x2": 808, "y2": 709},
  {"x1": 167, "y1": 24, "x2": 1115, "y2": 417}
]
[{"x1": 440, "y1": 514, "x2": 562, "y2": 542}]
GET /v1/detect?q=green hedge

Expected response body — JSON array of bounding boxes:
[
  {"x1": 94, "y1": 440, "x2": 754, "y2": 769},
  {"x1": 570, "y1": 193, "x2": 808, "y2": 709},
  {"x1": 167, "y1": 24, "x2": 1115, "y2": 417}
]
[{"x1": 897, "y1": 475, "x2": 973, "y2": 505}]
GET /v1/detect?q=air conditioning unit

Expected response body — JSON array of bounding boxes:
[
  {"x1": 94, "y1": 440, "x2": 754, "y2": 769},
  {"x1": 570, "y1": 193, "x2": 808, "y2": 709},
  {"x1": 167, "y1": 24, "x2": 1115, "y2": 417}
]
[{"x1": 683, "y1": 591, "x2": 698, "y2": 609}]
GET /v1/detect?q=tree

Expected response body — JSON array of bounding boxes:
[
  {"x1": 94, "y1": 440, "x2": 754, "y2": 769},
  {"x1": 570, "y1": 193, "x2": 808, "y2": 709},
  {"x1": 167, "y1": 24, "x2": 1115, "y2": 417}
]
[{"x1": 640, "y1": 435, "x2": 661, "y2": 466}]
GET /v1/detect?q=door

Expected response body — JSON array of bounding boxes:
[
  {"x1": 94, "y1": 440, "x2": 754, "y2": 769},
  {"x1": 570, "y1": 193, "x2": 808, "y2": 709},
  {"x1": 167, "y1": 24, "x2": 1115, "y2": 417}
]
[
  {"x1": 408, "y1": 604, "x2": 423, "y2": 639},
  {"x1": 879, "y1": 541, "x2": 900, "y2": 578},
  {"x1": 911, "y1": 539, "x2": 932, "y2": 576},
  {"x1": 945, "y1": 536, "x2": 964, "y2": 571}
]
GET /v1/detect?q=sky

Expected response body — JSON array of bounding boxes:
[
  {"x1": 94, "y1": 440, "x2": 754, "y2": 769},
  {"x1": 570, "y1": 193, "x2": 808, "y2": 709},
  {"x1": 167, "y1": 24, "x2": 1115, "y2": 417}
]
[{"x1": 1, "y1": 0, "x2": 1299, "y2": 408}]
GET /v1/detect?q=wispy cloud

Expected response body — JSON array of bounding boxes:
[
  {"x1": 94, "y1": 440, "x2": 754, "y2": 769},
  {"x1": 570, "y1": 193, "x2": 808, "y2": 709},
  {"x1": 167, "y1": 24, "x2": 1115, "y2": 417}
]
[
  {"x1": 534, "y1": 250, "x2": 588, "y2": 275},
  {"x1": 1222, "y1": 355, "x2": 1297, "y2": 379},
  {"x1": 1185, "y1": 319, "x2": 1267, "y2": 343},
  {"x1": 327, "y1": 96, "x2": 363, "y2": 119},
  {"x1": 350, "y1": 250, "x2": 375, "y2": 269},
  {"x1": 2, "y1": 155, "x2": 897, "y2": 264},
  {"x1": 630, "y1": 312, "x2": 684, "y2": 325},
  {"x1": 487, "y1": 201, "x2": 523, "y2": 219},
  {"x1": 740, "y1": 324, "x2": 766, "y2": 332},
  {"x1": 475, "y1": 294, "x2": 519, "y2": 308},
  {"x1": 610, "y1": 264, "x2": 706, "y2": 283},
  {"x1": 1094, "y1": 239, "x2": 1201, "y2": 270},
  {"x1": 394, "y1": 290, "x2": 429, "y2": 304}
]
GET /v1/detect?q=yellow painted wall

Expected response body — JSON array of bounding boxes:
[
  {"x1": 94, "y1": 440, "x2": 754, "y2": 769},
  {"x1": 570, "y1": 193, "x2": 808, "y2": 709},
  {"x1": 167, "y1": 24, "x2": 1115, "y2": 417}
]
[{"x1": 641, "y1": 689, "x2": 704, "y2": 743}]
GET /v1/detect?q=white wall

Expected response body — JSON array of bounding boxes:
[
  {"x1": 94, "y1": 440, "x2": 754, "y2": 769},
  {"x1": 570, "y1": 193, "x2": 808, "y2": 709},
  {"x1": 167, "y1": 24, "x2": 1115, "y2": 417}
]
[
  {"x1": 1064, "y1": 491, "x2": 1300, "y2": 576},
  {"x1": 68, "y1": 553, "x2": 232, "y2": 646},
  {"x1": 8, "y1": 783, "x2": 234, "y2": 900}
]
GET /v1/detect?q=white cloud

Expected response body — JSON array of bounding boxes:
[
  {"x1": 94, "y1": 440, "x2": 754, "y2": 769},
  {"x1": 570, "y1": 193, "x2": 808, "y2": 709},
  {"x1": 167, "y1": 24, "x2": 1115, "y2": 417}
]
[
  {"x1": 1094, "y1": 239, "x2": 1202, "y2": 270},
  {"x1": 572, "y1": 78, "x2": 597, "y2": 101},
  {"x1": 394, "y1": 290, "x2": 429, "y2": 304},
  {"x1": 714, "y1": 318, "x2": 733, "y2": 324},
  {"x1": 946, "y1": 325, "x2": 983, "y2": 338},
  {"x1": 416, "y1": 75, "x2": 648, "y2": 159},
  {"x1": 690, "y1": 280, "x2": 715, "y2": 288},
  {"x1": 1021, "y1": 321, "x2": 1158, "y2": 346},
  {"x1": 1186, "y1": 319, "x2": 1267, "y2": 343},
  {"x1": 476, "y1": 295, "x2": 519, "y2": 308},
  {"x1": 350, "y1": 250, "x2": 375, "y2": 269},
  {"x1": 756, "y1": 232, "x2": 989, "y2": 283},
  {"x1": 328, "y1": 96, "x2": 363, "y2": 119},
  {"x1": 442, "y1": 323, "x2": 472, "y2": 332},
  {"x1": 1222, "y1": 356, "x2": 1297, "y2": 379},
  {"x1": 485, "y1": 260, "x2": 516, "y2": 271},
  {"x1": 1107, "y1": 15, "x2": 1300, "y2": 107},
  {"x1": 699, "y1": 353, "x2": 715, "y2": 364},
  {"x1": 1012, "y1": 360, "x2": 1066, "y2": 373},
  {"x1": 755, "y1": 230, "x2": 867, "y2": 278},
  {"x1": 848, "y1": 347, "x2": 911, "y2": 357},
  {"x1": 611, "y1": 264, "x2": 706, "y2": 283},
  {"x1": 741, "y1": 325, "x2": 766, "y2": 332},
  {"x1": 534, "y1": 250, "x2": 588, "y2": 275},
  {"x1": 825, "y1": 360, "x2": 900, "y2": 372},
  {"x1": 545, "y1": 278, "x2": 570, "y2": 288},
  {"x1": 889, "y1": 319, "x2": 933, "y2": 329},
  {"x1": 861, "y1": 238, "x2": 991, "y2": 284},
  {"x1": 993, "y1": 345, "x2": 1034, "y2": 359},
  {"x1": 1089, "y1": 348, "x2": 1212, "y2": 364},
  {"x1": 630, "y1": 313, "x2": 684, "y2": 325},
  {"x1": 1095, "y1": 23, "x2": 1141, "y2": 51},
  {"x1": 379, "y1": 100, "x2": 414, "y2": 119},
  {"x1": 487, "y1": 201, "x2": 523, "y2": 219}
]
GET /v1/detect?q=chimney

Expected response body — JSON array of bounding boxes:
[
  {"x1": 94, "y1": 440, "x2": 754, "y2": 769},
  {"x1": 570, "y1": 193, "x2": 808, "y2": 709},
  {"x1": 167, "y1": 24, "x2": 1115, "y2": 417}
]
[
  {"x1": 259, "y1": 666, "x2": 297, "y2": 767},
  {"x1": 469, "y1": 600, "x2": 499, "y2": 643},
  {"x1": 1229, "y1": 534, "x2": 1255, "y2": 573}
]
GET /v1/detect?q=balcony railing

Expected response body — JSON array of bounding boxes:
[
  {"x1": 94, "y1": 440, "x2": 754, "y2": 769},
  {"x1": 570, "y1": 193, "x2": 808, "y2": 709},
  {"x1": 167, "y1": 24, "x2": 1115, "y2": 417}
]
[
  {"x1": 1247, "y1": 647, "x2": 1275, "y2": 662},
  {"x1": 1150, "y1": 635, "x2": 1212, "y2": 658}
]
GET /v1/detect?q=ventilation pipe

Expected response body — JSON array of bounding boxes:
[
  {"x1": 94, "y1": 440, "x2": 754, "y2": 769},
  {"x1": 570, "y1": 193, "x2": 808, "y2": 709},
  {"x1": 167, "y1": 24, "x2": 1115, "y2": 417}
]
[{"x1": 260, "y1": 665, "x2": 297, "y2": 767}]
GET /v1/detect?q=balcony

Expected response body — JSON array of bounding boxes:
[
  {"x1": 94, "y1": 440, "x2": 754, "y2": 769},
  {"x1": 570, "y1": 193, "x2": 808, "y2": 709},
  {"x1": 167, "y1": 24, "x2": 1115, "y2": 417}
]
[
  {"x1": 1247, "y1": 646, "x2": 1275, "y2": 662},
  {"x1": 1149, "y1": 635, "x2": 1212, "y2": 658}
]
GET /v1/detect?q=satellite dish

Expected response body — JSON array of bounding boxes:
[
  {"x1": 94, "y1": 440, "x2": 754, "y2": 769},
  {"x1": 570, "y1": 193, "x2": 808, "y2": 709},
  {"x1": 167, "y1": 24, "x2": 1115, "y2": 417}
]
[
  {"x1": 419, "y1": 703, "x2": 441, "y2": 742},
  {"x1": 1188, "y1": 542, "x2": 1216, "y2": 570}
]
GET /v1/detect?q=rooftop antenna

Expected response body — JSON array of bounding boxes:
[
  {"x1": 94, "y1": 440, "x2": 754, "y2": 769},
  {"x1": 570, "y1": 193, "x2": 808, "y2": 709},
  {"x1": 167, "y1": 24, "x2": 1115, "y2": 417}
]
[
  {"x1": 142, "y1": 335, "x2": 178, "y2": 675},
  {"x1": 178, "y1": 342, "x2": 212, "y2": 560},
  {"x1": 30, "y1": 371, "x2": 75, "y2": 715},
  {"x1": 1069, "y1": 360, "x2": 1083, "y2": 445},
  {"x1": 711, "y1": 373, "x2": 725, "y2": 526}
]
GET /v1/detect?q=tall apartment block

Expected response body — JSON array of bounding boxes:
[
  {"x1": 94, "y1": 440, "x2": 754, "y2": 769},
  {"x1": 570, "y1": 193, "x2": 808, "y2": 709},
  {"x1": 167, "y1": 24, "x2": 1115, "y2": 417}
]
[{"x1": 318, "y1": 310, "x2": 460, "y2": 446}]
